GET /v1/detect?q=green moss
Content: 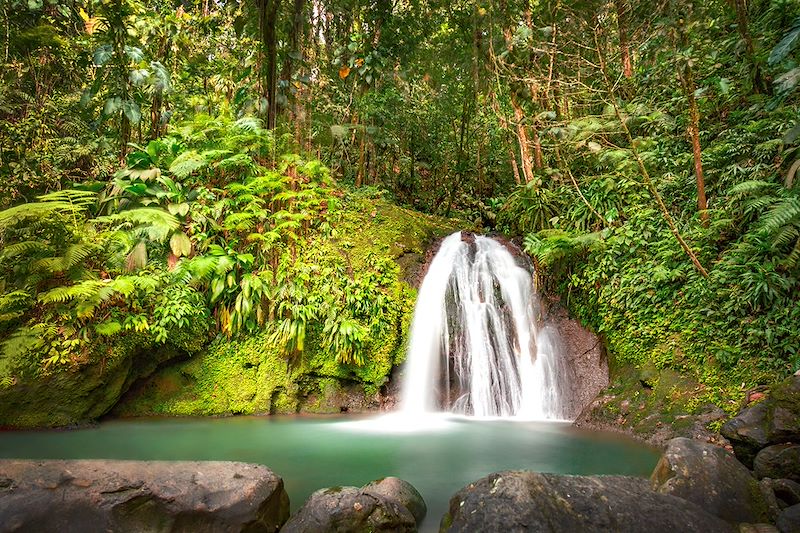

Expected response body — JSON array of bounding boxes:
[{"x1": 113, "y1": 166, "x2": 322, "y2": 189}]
[{"x1": 115, "y1": 195, "x2": 462, "y2": 418}]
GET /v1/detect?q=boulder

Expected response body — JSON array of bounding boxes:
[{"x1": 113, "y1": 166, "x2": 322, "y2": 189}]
[
  {"x1": 362, "y1": 477, "x2": 426, "y2": 524},
  {"x1": 722, "y1": 375, "x2": 800, "y2": 468},
  {"x1": 281, "y1": 478, "x2": 424, "y2": 533},
  {"x1": 651, "y1": 437, "x2": 770, "y2": 524},
  {"x1": 0, "y1": 460, "x2": 289, "y2": 532},
  {"x1": 765, "y1": 479, "x2": 800, "y2": 510},
  {"x1": 755, "y1": 445, "x2": 800, "y2": 483},
  {"x1": 440, "y1": 471, "x2": 734, "y2": 533},
  {"x1": 777, "y1": 504, "x2": 800, "y2": 533}
]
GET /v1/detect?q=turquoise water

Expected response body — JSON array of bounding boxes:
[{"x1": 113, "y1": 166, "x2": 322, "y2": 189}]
[{"x1": 0, "y1": 415, "x2": 658, "y2": 531}]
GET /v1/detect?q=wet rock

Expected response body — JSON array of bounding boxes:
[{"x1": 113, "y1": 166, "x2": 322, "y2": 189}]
[
  {"x1": 755, "y1": 445, "x2": 800, "y2": 483},
  {"x1": 777, "y1": 504, "x2": 800, "y2": 533},
  {"x1": 651, "y1": 437, "x2": 770, "y2": 524},
  {"x1": 362, "y1": 477, "x2": 426, "y2": 524},
  {"x1": 767, "y1": 479, "x2": 800, "y2": 509},
  {"x1": 545, "y1": 300, "x2": 609, "y2": 419},
  {"x1": 440, "y1": 471, "x2": 734, "y2": 533},
  {"x1": 0, "y1": 459, "x2": 289, "y2": 532},
  {"x1": 281, "y1": 478, "x2": 423, "y2": 533},
  {"x1": 0, "y1": 344, "x2": 188, "y2": 428},
  {"x1": 722, "y1": 375, "x2": 800, "y2": 468},
  {"x1": 739, "y1": 525, "x2": 780, "y2": 533}
]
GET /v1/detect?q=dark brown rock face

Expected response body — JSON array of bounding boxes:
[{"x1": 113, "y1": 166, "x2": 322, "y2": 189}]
[
  {"x1": 280, "y1": 477, "x2": 424, "y2": 533},
  {"x1": 722, "y1": 375, "x2": 800, "y2": 468},
  {"x1": 440, "y1": 471, "x2": 734, "y2": 533},
  {"x1": 651, "y1": 437, "x2": 770, "y2": 524},
  {"x1": 777, "y1": 503, "x2": 800, "y2": 533},
  {"x1": 755, "y1": 445, "x2": 800, "y2": 483},
  {"x1": 543, "y1": 300, "x2": 608, "y2": 419},
  {"x1": 0, "y1": 460, "x2": 289, "y2": 533}
]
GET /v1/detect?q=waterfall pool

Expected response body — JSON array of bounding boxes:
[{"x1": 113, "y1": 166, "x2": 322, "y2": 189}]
[{"x1": 0, "y1": 414, "x2": 658, "y2": 531}]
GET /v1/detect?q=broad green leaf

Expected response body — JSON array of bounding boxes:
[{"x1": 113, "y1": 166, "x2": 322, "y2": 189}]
[
  {"x1": 169, "y1": 231, "x2": 192, "y2": 257},
  {"x1": 130, "y1": 68, "x2": 150, "y2": 86},
  {"x1": 775, "y1": 67, "x2": 800, "y2": 95},
  {"x1": 93, "y1": 45, "x2": 113, "y2": 66},
  {"x1": 122, "y1": 100, "x2": 141, "y2": 124},
  {"x1": 769, "y1": 19, "x2": 800, "y2": 66},
  {"x1": 783, "y1": 123, "x2": 800, "y2": 144},
  {"x1": 103, "y1": 97, "x2": 122, "y2": 116},
  {"x1": 124, "y1": 46, "x2": 144, "y2": 62},
  {"x1": 149, "y1": 61, "x2": 171, "y2": 93},
  {"x1": 167, "y1": 202, "x2": 190, "y2": 216}
]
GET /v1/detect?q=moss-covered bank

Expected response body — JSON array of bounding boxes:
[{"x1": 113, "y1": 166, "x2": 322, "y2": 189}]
[
  {"x1": 113, "y1": 191, "x2": 459, "y2": 417},
  {"x1": 0, "y1": 191, "x2": 459, "y2": 426}
]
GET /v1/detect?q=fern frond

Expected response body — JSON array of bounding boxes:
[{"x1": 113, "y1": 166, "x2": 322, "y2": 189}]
[
  {"x1": 97, "y1": 208, "x2": 179, "y2": 243},
  {"x1": 38, "y1": 280, "x2": 105, "y2": 305},
  {"x1": 760, "y1": 197, "x2": 800, "y2": 234},
  {"x1": 0, "y1": 241, "x2": 52, "y2": 259},
  {"x1": 729, "y1": 180, "x2": 776, "y2": 197},
  {"x1": 34, "y1": 242, "x2": 101, "y2": 274}
]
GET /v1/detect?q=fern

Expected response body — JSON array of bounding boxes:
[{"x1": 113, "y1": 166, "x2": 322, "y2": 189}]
[
  {"x1": 97, "y1": 207, "x2": 179, "y2": 242},
  {"x1": 34, "y1": 242, "x2": 101, "y2": 274},
  {"x1": 760, "y1": 197, "x2": 800, "y2": 233}
]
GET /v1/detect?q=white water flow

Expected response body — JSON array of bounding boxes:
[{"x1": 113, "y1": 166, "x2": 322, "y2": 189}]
[{"x1": 400, "y1": 231, "x2": 568, "y2": 419}]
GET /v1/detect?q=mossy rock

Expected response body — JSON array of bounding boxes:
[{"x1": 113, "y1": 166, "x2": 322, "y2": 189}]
[{"x1": 0, "y1": 335, "x2": 188, "y2": 427}]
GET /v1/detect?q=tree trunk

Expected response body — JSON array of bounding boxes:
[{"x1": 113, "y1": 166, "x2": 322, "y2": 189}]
[
  {"x1": 257, "y1": 0, "x2": 281, "y2": 129},
  {"x1": 615, "y1": 0, "x2": 633, "y2": 78},
  {"x1": 280, "y1": 0, "x2": 305, "y2": 116},
  {"x1": 510, "y1": 92, "x2": 535, "y2": 183},
  {"x1": 684, "y1": 69, "x2": 709, "y2": 226},
  {"x1": 733, "y1": 0, "x2": 764, "y2": 93}
]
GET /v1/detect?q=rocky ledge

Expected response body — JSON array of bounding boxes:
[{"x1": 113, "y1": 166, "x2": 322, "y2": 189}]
[{"x1": 0, "y1": 460, "x2": 289, "y2": 533}]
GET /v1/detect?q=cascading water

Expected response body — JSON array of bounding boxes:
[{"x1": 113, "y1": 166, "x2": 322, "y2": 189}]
[{"x1": 400, "y1": 231, "x2": 569, "y2": 419}]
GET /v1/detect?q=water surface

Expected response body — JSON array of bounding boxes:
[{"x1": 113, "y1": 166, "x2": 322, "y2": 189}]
[{"x1": 0, "y1": 415, "x2": 658, "y2": 531}]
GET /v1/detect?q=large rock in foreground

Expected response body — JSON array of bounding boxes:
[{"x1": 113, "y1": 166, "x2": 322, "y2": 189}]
[
  {"x1": 0, "y1": 460, "x2": 289, "y2": 532},
  {"x1": 722, "y1": 375, "x2": 800, "y2": 468},
  {"x1": 281, "y1": 477, "x2": 424, "y2": 533},
  {"x1": 440, "y1": 471, "x2": 734, "y2": 533},
  {"x1": 651, "y1": 437, "x2": 770, "y2": 523}
]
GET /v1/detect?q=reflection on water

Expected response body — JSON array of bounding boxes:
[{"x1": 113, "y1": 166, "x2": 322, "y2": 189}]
[{"x1": 0, "y1": 415, "x2": 658, "y2": 532}]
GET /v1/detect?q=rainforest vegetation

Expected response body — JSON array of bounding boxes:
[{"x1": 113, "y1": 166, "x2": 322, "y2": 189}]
[{"x1": 1, "y1": 0, "x2": 799, "y2": 424}]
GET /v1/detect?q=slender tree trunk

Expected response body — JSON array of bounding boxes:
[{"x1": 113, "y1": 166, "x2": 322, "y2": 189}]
[
  {"x1": 508, "y1": 145, "x2": 521, "y2": 185},
  {"x1": 280, "y1": 0, "x2": 305, "y2": 116},
  {"x1": 258, "y1": 0, "x2": 280, "y2": 129},
  {"x1": 732, "y1": 0, "x2": 764, "y2": 93},
  {"x1": 356, "y1": 127, "x2": 366, "y2": 187},
  {"x1": 676, "y1": 13, "x2": 710, "y2": 226},
  {"x1": 684, "y1": 69, "x2": 709, "y2": 225},
  {"x1": 615, "y1": 0, "x2": 633, "y2": 78}
]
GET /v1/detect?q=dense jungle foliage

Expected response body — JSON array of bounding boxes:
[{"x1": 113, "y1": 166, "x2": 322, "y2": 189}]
[{"x1": 1, "y1": 0, "x2": 799, "y2": 421}]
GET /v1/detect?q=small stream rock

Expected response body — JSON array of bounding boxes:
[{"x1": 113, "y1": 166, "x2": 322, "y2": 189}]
[{"x1": 281, "y1": 477, "x2": 424, "y2": 533}]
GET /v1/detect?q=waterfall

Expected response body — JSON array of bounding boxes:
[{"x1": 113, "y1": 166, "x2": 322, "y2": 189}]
[{"x1": 400, "y1": 231, "x2": 569, "y2": 419}]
